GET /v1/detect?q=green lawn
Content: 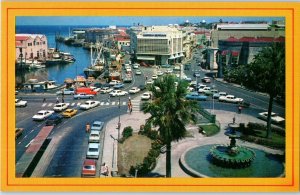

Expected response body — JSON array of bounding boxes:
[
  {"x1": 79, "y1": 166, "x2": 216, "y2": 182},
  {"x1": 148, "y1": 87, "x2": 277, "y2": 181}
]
[{"x1": 199, "y1": 124, "x2": 220, "y2": 136}]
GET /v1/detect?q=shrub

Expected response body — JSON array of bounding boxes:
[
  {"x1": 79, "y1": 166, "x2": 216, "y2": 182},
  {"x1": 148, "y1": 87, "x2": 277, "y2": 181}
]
[{"x1": 122, "y1": 126, "x2": 133, "y2": 139}]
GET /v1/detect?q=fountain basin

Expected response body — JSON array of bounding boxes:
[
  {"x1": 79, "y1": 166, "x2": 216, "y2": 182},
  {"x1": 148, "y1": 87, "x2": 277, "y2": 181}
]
[{"x1": 180, "y1": 144, "x2": 284, "y2": 178}]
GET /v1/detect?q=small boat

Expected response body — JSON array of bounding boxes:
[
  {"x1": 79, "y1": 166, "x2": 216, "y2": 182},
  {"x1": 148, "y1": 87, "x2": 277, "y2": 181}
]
[
  {"x1": 27, "y1": 60, "x2": 46, "y2": 69},
  {"x1": 84, "y1": 43, "x2": 105, "y2": 78}
]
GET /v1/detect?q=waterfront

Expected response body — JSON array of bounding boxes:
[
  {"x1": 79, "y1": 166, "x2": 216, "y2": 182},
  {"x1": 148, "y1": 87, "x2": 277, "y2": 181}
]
[{"x1": 16, "y1": 25, "x2": 98, "y2": 84}]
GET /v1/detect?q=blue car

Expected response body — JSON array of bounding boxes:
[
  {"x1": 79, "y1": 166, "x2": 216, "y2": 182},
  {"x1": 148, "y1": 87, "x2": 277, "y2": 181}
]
[
  {"x1": 185, "y1": 92, "x2": 207, "y2": 101},
  {"x1": 113, "y1": 83, "x2": 125, "y2": 89}
]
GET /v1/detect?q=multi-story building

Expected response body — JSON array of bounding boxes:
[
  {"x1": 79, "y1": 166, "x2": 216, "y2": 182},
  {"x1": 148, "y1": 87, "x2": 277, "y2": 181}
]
[
  {"x1": 15, "y1": 34, "x2": 48, "y2": 61},
  {"x1": 204, "y1": 21, "x2": 285, "y2": 73},
  {"x1": 131, "y1": 25, "x2": 184, "y2": 66}
]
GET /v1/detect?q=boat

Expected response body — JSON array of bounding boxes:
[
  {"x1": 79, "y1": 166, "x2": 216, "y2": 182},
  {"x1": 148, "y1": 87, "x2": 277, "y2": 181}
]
[
  {"x1": 27, "y1": 60, "x2": 46, "y2": 69},
  {"x1": 84, "y1": 44, "x2": 105, "y2": 78},
  {"x1": 23, "y1": 79, "x2": 62, "y2": 91},
  {"x1": 46, "y1": 48, "x2": 75, "y2": 65}
]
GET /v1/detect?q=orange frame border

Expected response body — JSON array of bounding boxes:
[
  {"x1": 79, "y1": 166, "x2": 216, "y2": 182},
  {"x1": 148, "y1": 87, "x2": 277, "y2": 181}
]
[{"x1": 1, "y1": 2, "x2": 299, "y2": 192}]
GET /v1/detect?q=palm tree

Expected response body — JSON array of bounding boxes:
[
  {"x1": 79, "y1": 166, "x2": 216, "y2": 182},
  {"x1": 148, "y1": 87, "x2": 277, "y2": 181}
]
[
  {"x1": 142, "y1": 74, "x2": 199, "y2": 177},
  {"x1": 245, "y1": 42, "x2": 285, "y2": 138}
]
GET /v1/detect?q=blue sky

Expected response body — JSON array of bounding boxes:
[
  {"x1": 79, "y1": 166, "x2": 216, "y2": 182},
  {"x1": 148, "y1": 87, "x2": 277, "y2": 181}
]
[{"x1": 16, "y1": 16, "x2": 283, "y2": 26}]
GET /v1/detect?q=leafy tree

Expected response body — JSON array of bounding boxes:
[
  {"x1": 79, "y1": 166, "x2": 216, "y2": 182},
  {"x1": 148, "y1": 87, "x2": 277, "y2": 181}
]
[
  {"x1": 243, "y1": 42, "x2": 285, "y2": 138},
  {"x1": 141, "y1": 74, "x2": 200, "y2": 177}
]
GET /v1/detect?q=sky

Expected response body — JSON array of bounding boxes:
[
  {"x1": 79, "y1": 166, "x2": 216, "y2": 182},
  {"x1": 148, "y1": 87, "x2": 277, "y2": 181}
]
[{"x1": 16, "y1": 16, "x2": 283, "y2": 26}]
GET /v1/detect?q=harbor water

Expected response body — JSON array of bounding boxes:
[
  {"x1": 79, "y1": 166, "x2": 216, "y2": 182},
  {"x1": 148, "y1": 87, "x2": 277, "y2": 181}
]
[{"x1": 16, "y1": 25, "x2": 99, "y2": 85}]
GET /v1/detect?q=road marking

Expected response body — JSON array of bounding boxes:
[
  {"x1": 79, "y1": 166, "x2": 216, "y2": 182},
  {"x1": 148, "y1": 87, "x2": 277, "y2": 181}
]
[
  {"x1": 25, "y1": 139, "x2": 34, "y2": 148},
  {"x1": 105, "y1": 102, "x2": 109, "y2": 106},
  {"x1": 71, "y1": 103, "x2": 75, "y2": 106},
  {"x1": 112, "y1": 102, "x2": 116, "y2": 105},
  {"x1": 42, "y1": 103, "x2": 47, "y2": 107},
  {"x1": 24, "y1": 135, "x2": 28, "y2": 139},
  {"x1": 101, "y1": 102, "x2": 104, "y2": 105},
  {"x1": 48, "y1": 103, "x2": 53, "y2": 107},
  {"x1": 30, "y1": 129, "x2": 34, "y2": 133},
  {"x1": 122, "y1": 102, "x2": 126, "y2": 105},
  {"x1": 18, "y1": 142, "x2": 22, "y2": 145}
]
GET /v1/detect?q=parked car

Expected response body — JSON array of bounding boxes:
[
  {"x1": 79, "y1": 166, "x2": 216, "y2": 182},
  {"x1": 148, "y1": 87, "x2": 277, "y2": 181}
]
[
  {"x1": 152, "y1": 75, "x2": 158, "y2": 80},
  {"x1": 205, "y1": 89, "x2": 218, "y2": 96},
  {"x1": 109, "y1": 80, "x2": 121, "y2": 86},
  {"x1": 15, "y1": 128, "x2": 24, "y2": 139},
  {"x1": 141, "y1": 92, "x2": 151, "y2": 100},
  {"x1": 161, "y1": 64, "x2": 171, "y2": 68},
  {"x1": 135, "y1": 69, "x2": 142, "y2": 75},
  {"x1": 109, "y1": 90, "x2": 128, "y2": 97},
  {"x1": 81, "y1": 159, "x2": 97, "y2": 177},
  {"x1": 56, "y1": 88, "x2": 75, "y2": 95},
  {"x1": 258, "y1": 112, "x2": 285, "y2": 124},
  {"x1": 86, "y1": 143, "x2": 100, "y2": 159},
  {"x1": 32, "y1": 110, "x2": 54, "y2": 121},
  {"x1": 201, "y1": 76, "x2": 211, "y2": 83},
  {"x1": 53, "y1": 103, "x2": 69, "y2": 112},
  {"x1": 45, "y1": 113, "x2": 63, "y2": 126},
  {"x1": 113, "y1": 83, "x2": 125, "y2": 89},
  {"x1": 213, "y1": 92, "x2": 227, "y2": 99},
  {"x1": 129, "y1": 87, "x2": 141, "y2": 94},
  {"x1": 146, "y1": 79, "x2": 154, "y2": 85},
  {"x1": 89, "y1": 130, "x2": 101, "y2": 143},
  {"x1": 166, "y1": 68, "x2": 173, "y2": 74},
  {"x1": 89, "y1": 86, "x2": 101, "y2": 92},
  {"x1": 197, "y1": 84, "x2": 207, "y2": 91},
  {"x1": 139, "y1": 84, "x2": 146, "y2": 91},
  {"x1": 199, "y1": 86, "x2": 211, "y2": 93},
  {"x1": 75, "y1": 87, "x2": 97, "y2": 95},
  {"x1": 15, "y1": 99, "x2": 27, "y2": 107},
  {"x1": 80, "y1": 100, "x2": 100, "y2": 110},
  {"x1": 132, "y1": 63, "x2": 139, "y2": 69},
  {"x1": 157, "y1": 71, "x2": 164, "y2": 76},
  {"x1": 193, "y1": 72, "x2": 201, "y2": 77},
  {"x1": 123, "y1": 77, "x2": 132, "y2": 83},
  {"x1": 100, "y1": 87, "x2": 113, "y2": 94},
  {"x1": 185, "y1": 92, "x2": 207, "y2": 101},
  {"x1": 173, "y1": 65, "x2": 181, "y2": 71},
  {"x1": 219, "y1": 95, "x2": 243, "y2": 103},
  {"x1": 62, "y1": 109, "x2": 78, "y2": 118},
  {"x1": 73, "y1": 93, "x2": 94, "y2": 99},
  {"x1": 91, "y1": 121, "x2": 104, "y2": 131}
]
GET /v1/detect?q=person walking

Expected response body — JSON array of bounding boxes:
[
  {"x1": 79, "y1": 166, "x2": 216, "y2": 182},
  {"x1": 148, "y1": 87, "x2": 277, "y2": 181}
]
[
  {"x1": 238, "y1": 106, "x2": 242, "y2": 114},
  {"x1": 56, "y1": 97, "x2": 59, "y2": 104},
  {"x1": 43, "y1": 98, "x2": 46, "y2": 103},
  {"x1": 62, "y1": 97, "x2": 64, "y2": 103},
  {"x1": 86, "y1": 123, "x2": 90, "y2": 133}
]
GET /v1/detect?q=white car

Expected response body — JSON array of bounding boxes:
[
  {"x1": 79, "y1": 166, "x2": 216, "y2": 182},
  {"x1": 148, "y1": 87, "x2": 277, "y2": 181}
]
[
  {"x1": 32, "y1": 110, "x2": 54, "y2": 121},
  {"x1": 219, "y1": 95, "x2": 244, "y2": 103},
  {"x1": 152, "y1": 75, "x2": 158, "y2": 80},
  {"x1": 133, "y1": 63, "x2": 139, "y2": 69},
  {"x1": 109, "y1": 90, "x2": 128, "y2": 97},
  {"x1": 89, "y1": 86, "x2": 101, "y2": 92},
  {"x1": 141, "y1": 92, "x2": 151, "y2": 100},
  {"x1": 53, "y1": 103, "x2": 70, "y2": 112},
  {"x1": 258, "y1": 112, "x2": 285, "y2": 124},
  {"x1": 80, "y1": 100, "x2": 100, "y2": 110},
  {"x1": 100, "y1": 87, "x2": 113, "y2": 94},
  {"x1": 157, "y1": 71, "x2": 164, "y2": 76},
  {"x1": 199, "y1": 86, "x2": 211, "y2": 93},
  {"x1": 166, "y1": 68, "x2": 173, "y2": 74},
  {"x1": 15, "y1": 99, "x2": 27, "y2": 107},
  {"x1": 86, "y1": 143, "x2": 100, "y2": 159},
  {"x1": 109, "y1": 80, "x2": 121, "y2": 86},
  {"x1": 88, "y1": 130, "x2": 101, "y2": 143},
  {"x1": 135, "y1": 69, "x2": 142, "y2": 75},
  {"x1": 146, "y1": 79, "x2": 154, "y2": 85},
  {"x1": 73, "y1": 93, "x2": 94, "y2": 99},
  {"x1": 129, "y1": 87, "x2": 141, "y2": 94}
]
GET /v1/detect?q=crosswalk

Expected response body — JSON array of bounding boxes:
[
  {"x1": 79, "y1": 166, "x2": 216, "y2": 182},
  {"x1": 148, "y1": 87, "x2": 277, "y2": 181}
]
[{"x1": 42, "y1": 101, "x2": 141, "y2": 110}]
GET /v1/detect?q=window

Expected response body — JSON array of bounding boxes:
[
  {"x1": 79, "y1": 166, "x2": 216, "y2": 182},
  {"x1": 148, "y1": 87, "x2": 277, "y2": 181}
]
[
  {"x1": 43, "y1": 41, "x2": 46, "y2": 45},
  {"x1": 37, "y1": 51, "x2": 39, "y2": 58}
]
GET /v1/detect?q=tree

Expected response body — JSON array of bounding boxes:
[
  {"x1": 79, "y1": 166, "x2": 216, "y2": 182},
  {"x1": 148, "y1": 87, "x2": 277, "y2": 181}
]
[
  {"x1": 244, "y1": 42, "x2": 285, "y2": 138},
  {"x1": 141, "y1": 74, "x2": 199, "y2": 177}
]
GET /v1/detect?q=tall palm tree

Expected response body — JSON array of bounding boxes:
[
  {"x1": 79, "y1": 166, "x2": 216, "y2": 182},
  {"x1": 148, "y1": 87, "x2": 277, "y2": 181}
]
[
  {"x1": 245, "y1": 42, "x2": 285, "y2": 138},
  {"x1": 142, "y1": 74, "x2": 199, "y2": 177}
]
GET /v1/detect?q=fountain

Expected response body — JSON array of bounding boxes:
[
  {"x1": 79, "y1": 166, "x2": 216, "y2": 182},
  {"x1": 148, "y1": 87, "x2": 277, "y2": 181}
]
[{"x1": 180, "y1": 123, "x2": 284, "y2": 177}]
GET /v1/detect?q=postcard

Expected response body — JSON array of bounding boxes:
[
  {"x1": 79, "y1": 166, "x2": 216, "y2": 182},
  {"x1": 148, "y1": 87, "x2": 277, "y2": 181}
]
[{"x1": 1, "y1": 1, "x2": 299, "y2": 193}]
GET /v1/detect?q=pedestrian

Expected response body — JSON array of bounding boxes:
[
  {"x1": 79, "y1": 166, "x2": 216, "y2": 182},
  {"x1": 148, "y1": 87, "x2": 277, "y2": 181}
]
[
  {"x1": 43, "y1": 98, "x2": 46, "y2": 103},
  {"x1": 238, "y1": 106, "x2": 242, "y2": 114},
  {"x1": 101, "y1": 163, "x2": 109, "y2": 177},
  {"x1": 62, "y1": 98, "x2": 64, "y2": 103},
  {"x1": 233, "y1": 116, "x2": 236, "y2": 124},
  {"x1": 86, "y1": 123, "x2": 90, "y2": 133},
  {"x1": 107, "y1": 95, "x2": 110, "y2": 103},
  {"x1": 56, "y1": 97, "x2": 59, "y2": 104},
  {"x1": 146, "y1": 76, "x2": 148, "y2": 80}
]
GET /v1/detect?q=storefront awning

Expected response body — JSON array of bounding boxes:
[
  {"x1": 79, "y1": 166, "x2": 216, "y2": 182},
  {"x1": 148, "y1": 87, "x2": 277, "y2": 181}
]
[{"x1": 137, "y1": 56, "x2": 155, "y2": 61}]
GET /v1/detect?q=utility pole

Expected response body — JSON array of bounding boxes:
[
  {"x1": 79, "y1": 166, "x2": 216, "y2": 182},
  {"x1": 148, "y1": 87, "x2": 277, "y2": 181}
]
[{"x1": 117, "y1": 96, "x2": 121, "y2": 140}]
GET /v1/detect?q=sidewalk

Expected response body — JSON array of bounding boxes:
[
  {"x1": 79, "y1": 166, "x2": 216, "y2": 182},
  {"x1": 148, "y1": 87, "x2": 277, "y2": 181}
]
[{"x1": 102, "y1": 107, "x2": 283, "y2": 177}]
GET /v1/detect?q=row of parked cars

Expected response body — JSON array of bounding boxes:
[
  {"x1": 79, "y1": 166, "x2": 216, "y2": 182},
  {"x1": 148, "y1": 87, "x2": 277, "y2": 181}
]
[{"x1": 82, "y1": 121, "x2": 104, "y2": 177}]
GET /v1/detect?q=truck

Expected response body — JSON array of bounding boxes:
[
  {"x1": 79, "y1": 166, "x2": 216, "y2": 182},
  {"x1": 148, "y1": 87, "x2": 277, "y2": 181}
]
[{"x1": 75, "y1": 87, "x2": 97, "y2": 95}]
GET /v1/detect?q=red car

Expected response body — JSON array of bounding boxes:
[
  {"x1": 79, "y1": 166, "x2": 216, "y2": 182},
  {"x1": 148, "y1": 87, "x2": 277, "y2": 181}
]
[{"x1": 81, "y1": 159, "x2": 97, "y2": 177}]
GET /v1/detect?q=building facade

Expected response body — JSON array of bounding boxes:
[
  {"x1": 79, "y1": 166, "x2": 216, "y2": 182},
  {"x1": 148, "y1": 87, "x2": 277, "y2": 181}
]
[
  {"x1": 204, "y1": 21, "x2": 285, "y2": 73},
  {"x1": 131, "y1": 25, "x2": 184, "y2": 66},
  {"x1": 15, "y1": 34, "x2": 48, "y2": 61}
]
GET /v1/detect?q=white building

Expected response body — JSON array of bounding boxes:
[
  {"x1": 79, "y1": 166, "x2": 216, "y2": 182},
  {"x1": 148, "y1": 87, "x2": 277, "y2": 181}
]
[{"x1": 132, "y1": 25, "x2": 184, "y2": 65}]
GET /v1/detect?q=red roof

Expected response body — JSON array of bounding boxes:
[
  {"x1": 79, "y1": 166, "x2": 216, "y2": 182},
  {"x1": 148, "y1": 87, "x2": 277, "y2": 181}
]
[
  {"x1": 226, "y1": 37, "x2": 239, "y2": 42},
  {"x1": 16, "y1": 36, "x2": 29, "y2": 41},
  {"x1": 16, "y1": 41, "x2": 22, "y2": 47},
  {"x1": 115, "y1": 36, "x2": 130, "y2": 42}
]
